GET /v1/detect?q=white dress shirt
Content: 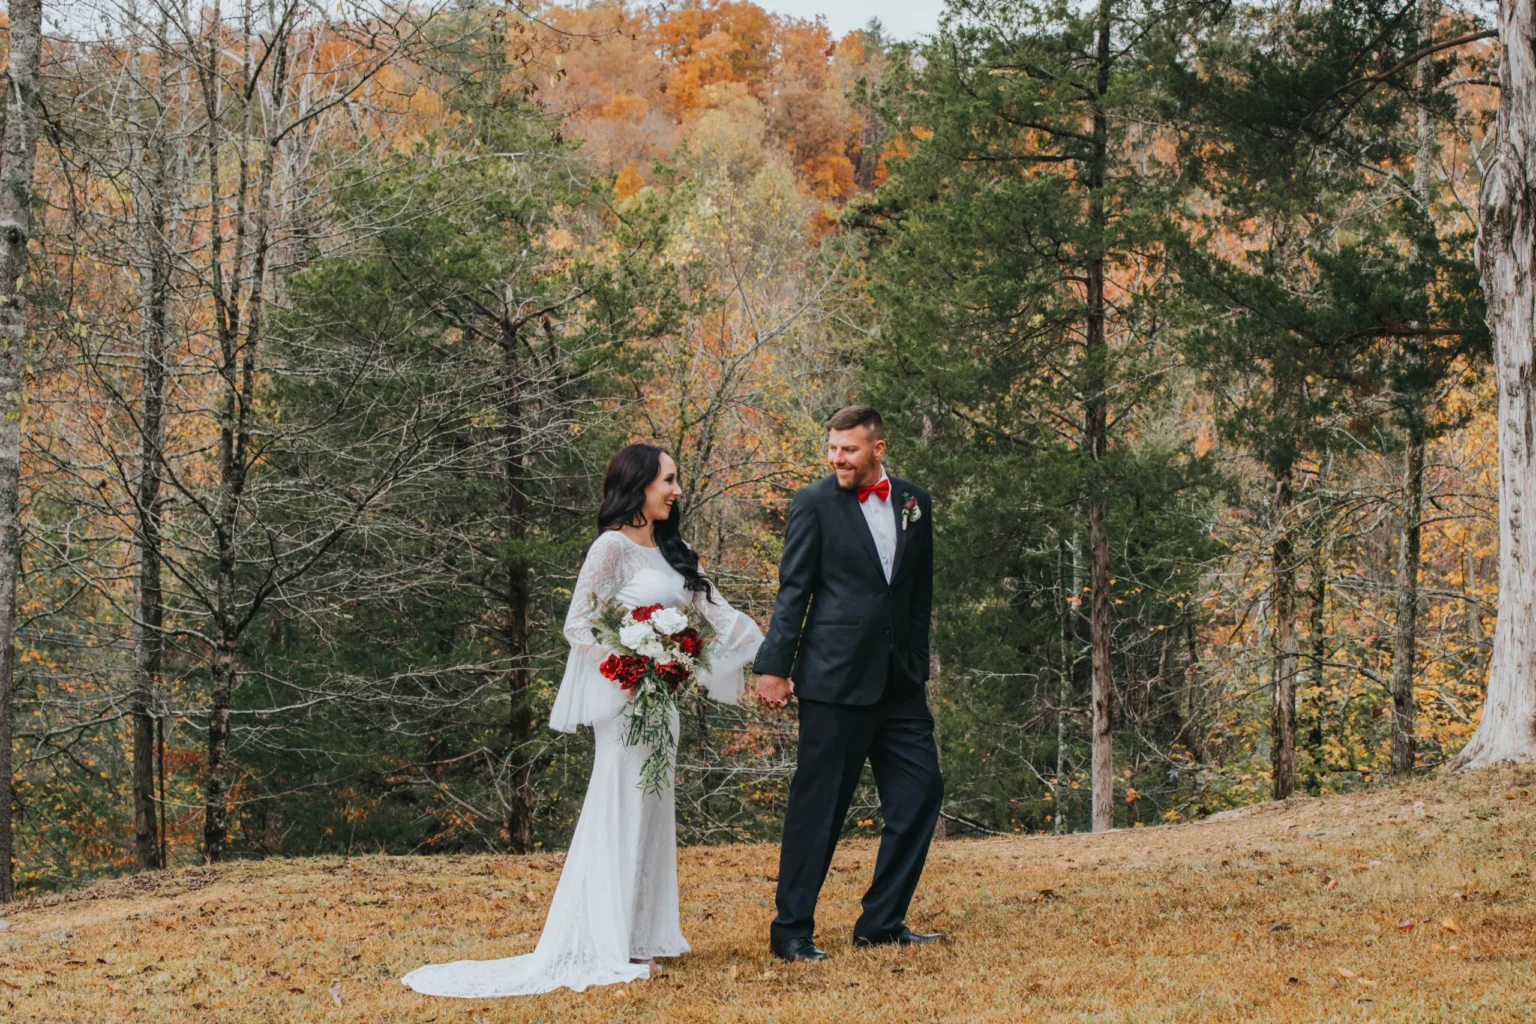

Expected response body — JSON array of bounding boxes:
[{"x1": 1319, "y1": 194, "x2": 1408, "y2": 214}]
[{"x1": 860, "y1": 471, "x2": 896, "y2": 583}]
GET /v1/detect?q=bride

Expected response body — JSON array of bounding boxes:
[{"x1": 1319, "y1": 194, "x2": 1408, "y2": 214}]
[{"x1": 402, "y1": 443, "x2": 764, "y2": 998}]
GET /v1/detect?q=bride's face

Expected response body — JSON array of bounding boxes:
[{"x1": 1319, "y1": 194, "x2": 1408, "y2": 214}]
[{"x1": 643, "y1": 453, "x2": 682, "y2": 523}]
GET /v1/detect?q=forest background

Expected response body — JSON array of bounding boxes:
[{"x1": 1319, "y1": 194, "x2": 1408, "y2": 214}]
[{"x1": 0, "y1": 0, "x2": 1509, "y2": 895}]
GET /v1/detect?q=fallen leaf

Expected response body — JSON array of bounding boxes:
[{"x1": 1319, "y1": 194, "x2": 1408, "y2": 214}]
[
  {"x1": 1336, "y1": 967, "x2": 1357, "y2": 979},
  {"x1": 1397, "y1": 919, "x2": 1415, "y2": 931},
  {"x1": 1269, "y1": 921, "x2": 1293, "y2": 932},
  {"x1": 329, "y1": 980, "x2": 343, "y2": 1007},
  {"x1": 1441, "y1": 918, "x2": 1460, "y2": 933}
]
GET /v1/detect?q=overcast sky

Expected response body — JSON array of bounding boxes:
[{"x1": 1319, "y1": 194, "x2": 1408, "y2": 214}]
[
  {"x1": 757, "y1": 0, "x2": 949, "y2": 40},
  {"x1": 40, "y1": 0, "x2": 953, "y2": 44}
]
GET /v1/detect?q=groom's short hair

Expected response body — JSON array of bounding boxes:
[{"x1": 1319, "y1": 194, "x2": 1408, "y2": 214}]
[{"x1": 827, "y1": 405, "x2": 884, "y2": 440}]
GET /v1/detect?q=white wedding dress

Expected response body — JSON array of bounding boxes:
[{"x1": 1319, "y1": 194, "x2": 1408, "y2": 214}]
[{"x1": 401, "y1": 530, "x2": 763, "y2": 998}]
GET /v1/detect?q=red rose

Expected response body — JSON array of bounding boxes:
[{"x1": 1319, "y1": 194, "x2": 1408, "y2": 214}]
[
  {"x1": 674, "y1": 628, "x2": 703, "y2": 658},
  {"x1": 631, "y1": 603, "x2": 663, "y2": 622},
  {"x1": 604, "y1": 653, "x2": 650, "y2": 689},
  {"x1": 618, "y1": 655, "x2": 651, "y2": 690},
  {"x1": 656, "y1": 660, "x2": 691, "y2": 691}
]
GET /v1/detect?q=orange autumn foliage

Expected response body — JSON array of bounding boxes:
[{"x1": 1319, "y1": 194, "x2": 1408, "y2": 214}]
[{"x1": 541, "y1": 0, "x2": 876, "y2": 205}]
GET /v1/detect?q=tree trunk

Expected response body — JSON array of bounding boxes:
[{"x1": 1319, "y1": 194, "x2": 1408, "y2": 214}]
[
  {"x1": 1085, "y1": 0, "x2": 1115, "y2": 833},
  {"x1": 1456, "y1": 0, "x2": 1536, "y2": 768},
  {"x1": 502, "y1": 329, "x2": 534, "y2": 854},
  {"x1": 202, "y1": 645, "x2": 236, "y2": 862},
  {"x1": 158, "y1": 716, "x2": 168, "y2": 867},
  {"x1": 1271, "y1": 464, "x2": 1299, "y2": 799},
  {"x1": 1391, "y1": 426, "x2": 1424, "y2": 778},
  {"x1": 0, "y1": 0, "x2": 44, "y2": 903},
  {"x1": 1183, "y1": 620, "x2": 1207, "y2": 764},
  {"x1": 1056, "y1": 535, "x2": 1081, "y2": 834},
  {"x1": 1390, "y1": 0, "x2": 1437, "y2": 781},
  {"x1": 198, "y1": 5, "x2": 288, "y2": 862},
  {"x1": 1464, "y1": 547, "x2": 1482, "y2": 641},
  {"x1": 132, "y1": 21, "x2": 171, "y2": 871},
  {"x1": 929, "y1": 649, "x2": 945, "y2": 842},
  {"x1": 1302, "y1": 445, "x2": 1327, "y2": 792},
  {"x1": 1305, "y1": 511, "x2": 1329, "y2": 793}
]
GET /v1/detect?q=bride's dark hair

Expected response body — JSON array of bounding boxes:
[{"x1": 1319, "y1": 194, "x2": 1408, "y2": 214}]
[{"x1": 594, "y1": 443, "x2": 714, "y2": 600}]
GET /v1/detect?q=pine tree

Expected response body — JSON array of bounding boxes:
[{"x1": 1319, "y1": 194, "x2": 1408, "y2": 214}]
[
  {"x1": 859, "y1": 0, "x2": 1217, "y2": 832},
  {"x1": 1168, "y1": 0, "x2": 1489, "y2": 796},
  {"x1": 269, "y1": 82, "x2": 676, "y2": 854}
]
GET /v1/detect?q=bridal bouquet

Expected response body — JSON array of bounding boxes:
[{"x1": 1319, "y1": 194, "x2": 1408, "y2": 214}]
[{"x1": 589, "y1": 599, "x2": 716, "y2": 793}]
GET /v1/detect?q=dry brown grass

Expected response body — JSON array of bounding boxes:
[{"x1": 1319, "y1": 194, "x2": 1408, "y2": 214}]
[{"x1": 1, "y1": 767, "x2": 1533, "y2": 1023}]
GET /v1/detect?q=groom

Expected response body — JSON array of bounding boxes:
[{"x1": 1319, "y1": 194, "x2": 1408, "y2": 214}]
[{"x1": 754, "y1": 405, "x2": 945, "y2": 962}]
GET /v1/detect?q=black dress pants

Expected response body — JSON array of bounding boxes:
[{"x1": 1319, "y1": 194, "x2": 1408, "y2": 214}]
[{"x1": 770, "y1": 687, "x2": 943, "y2": 943}]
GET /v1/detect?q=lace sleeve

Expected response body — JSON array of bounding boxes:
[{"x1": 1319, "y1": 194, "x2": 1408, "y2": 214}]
[
  {"x1": 563, "y1": 532, "x2": 628, "y2": 666},
  {"x1": 692, "y1": 576, "x2": 764, "y2": 705}
]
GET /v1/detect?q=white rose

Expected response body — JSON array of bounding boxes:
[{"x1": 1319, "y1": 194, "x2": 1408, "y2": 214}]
[
  {"x1": 619, "y1": 621, "x2": 654, "y2": 651},
  {"x1": 650, "y1": 607, "x2": 688, "y2": 636},
  {"x1": 636, "y1": 637, "x2": 668, "y2": 660}
]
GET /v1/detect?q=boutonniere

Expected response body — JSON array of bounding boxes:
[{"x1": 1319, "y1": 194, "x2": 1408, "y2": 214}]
[{"x1": 901, "y1": 492, "x2": 922, "y2": 531}]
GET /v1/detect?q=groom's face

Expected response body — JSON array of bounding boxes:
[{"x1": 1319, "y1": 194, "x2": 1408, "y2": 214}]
[{"x1": 827, "y1": 426, "x2": 885, "y2": 490}]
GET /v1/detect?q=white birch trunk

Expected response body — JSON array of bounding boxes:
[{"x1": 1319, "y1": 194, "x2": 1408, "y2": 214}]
[{"x1": 1456, "y1": 1, "x2": 1536, "y2": 768}]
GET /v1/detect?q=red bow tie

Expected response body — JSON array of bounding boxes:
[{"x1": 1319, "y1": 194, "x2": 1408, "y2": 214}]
[{"x1": 856, "y1": 479, "x2": 890, "y2": 503}]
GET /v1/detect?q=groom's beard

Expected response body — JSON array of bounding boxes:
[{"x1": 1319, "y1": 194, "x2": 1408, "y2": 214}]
[{"x1": 833, "y1": 462, "x2": 881, "y2": 490}]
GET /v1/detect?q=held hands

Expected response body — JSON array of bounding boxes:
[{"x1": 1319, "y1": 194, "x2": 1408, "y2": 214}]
[{"x1": 755, "y1": 673, "x2": 794, "y2": 708}]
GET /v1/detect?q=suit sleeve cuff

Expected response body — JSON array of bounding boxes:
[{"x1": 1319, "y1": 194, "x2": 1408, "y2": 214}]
[{"x1": 753, "y1": 648, "x2": 794, "y2": 676}]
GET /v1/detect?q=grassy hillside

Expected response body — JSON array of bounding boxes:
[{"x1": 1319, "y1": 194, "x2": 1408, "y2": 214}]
[{"x1": 1, "y1": 767, "x2": 1532, "y2": 1023}]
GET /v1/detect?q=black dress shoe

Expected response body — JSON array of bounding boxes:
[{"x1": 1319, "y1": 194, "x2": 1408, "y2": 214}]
[
  {"x1": 771, "y1": 937, "x2": 830, "y2": 962},
  {"x1": 853, "y1": 926, "x2": 946, "y2": 948}
]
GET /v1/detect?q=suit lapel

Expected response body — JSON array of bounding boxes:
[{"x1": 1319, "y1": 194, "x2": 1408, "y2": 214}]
[
  {"x1": 889, "y1": 477, "x2": 910, "y2": 581},
  {"x1": 836, "y1": 484, "x2": 886, "y2": 581}
]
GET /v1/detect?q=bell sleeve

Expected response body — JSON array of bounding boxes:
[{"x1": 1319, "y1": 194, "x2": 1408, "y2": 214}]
[
  {"x1": 549, "y1": 532, "x2": 630, "y2": 733},
  {"x1": 692, "y1": 580, "x2": 764, "y2": 705}
]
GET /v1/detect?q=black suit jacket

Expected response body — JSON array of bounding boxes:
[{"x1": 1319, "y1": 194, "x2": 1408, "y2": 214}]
[{"x1": 753, "y1": 474, "x2": 934, "y2": 705}]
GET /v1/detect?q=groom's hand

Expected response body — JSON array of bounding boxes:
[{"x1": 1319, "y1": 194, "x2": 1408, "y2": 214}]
[{"x1": 756, "y1": 673, "x2": 793, "y2": 708}]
